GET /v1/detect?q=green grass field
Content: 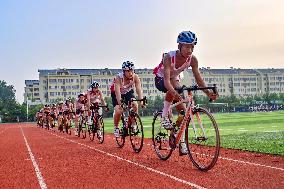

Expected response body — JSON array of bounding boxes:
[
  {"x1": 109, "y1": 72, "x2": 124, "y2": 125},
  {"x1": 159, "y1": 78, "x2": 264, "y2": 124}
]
[{"x1": 102, "y1": 110, "x2": 284, "y2": 156}]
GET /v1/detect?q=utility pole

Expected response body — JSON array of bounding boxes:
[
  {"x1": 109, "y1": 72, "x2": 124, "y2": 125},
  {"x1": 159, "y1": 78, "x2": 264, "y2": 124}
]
[{"x1": 26, "y1": 98, "x2": 29, "y2": 122}]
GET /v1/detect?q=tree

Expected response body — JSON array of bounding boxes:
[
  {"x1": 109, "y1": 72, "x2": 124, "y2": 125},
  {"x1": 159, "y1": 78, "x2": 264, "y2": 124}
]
[
  {"x1": 0, "y1": 80, "x2": 24, "y2": 122},
  {"x1": 0, "y1": 80, "x2": 16, "y2": 101}
]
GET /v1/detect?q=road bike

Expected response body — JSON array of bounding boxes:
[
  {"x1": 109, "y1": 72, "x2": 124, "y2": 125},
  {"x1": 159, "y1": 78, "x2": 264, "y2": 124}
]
[
  {"x1": 152, "y1": 84, "x2": 220, "y2": 171},
  {"x1": 88, "y1": 103, "x2": 108, "y2": 143},
  {"x1": 115, "y1": 97, "x2": 147, "y2": 153}
]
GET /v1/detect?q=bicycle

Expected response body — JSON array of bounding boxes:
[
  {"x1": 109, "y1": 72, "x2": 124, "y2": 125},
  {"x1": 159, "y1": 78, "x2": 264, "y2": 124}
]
[
  {"x1": 88, "y1": 103, "x2": 108, "y2": 143},
  {"x1": 43, "y1": 112, "x2": 50, "y2": 130},
  {"x1": 77, "y1": 110, "x2": 88, "y2": 139},
  {"x1": 115, "y1": 97, "x2": 147, "y2": 153},
  {"x1": 59, "y1": 111, "x2": 72, "y2": 135},
  {"x1": 152, "y1": 84, "x2": 220, "y2": 171}
]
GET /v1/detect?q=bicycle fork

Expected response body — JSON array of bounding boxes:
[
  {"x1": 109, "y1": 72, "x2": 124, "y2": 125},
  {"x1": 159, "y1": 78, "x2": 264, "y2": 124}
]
[{"x1": 190, "y1": 109, "x2": 207, "y2": 140}]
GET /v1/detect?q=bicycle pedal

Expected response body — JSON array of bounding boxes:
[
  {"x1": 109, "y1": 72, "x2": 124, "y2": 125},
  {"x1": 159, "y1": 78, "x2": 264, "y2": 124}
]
[{"x1": 196, "y1": 137, "x2": 206, "y2": 141}]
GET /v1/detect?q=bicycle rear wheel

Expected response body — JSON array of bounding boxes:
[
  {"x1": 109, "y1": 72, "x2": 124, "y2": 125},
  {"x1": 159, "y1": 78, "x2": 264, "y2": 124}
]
[
  {"x1": 115, "y1": 117, "x2": 126, "y2": 148},
  {"x1": 80, "y1": 120, "x2": 87, "y2": 139},
  {"x1": 89, "y1": 124, "x2": 95, "y2": 141},
  {"x1": 96, "y1": 117, "x2": 104, "y2": 144},
  {"x1": 152, "y1": 112, "x2": 173, "y2": 160},
  {"x1": 185, "y1": 107, "x2": 220, "y2": 171},
  {"x1": 129, "y1": 114, "x2": 144, "y2": 153}
]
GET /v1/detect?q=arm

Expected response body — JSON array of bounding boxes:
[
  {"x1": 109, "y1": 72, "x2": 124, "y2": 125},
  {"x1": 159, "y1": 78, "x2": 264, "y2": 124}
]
[
  {"x1": 86, "y1": 91, "x2": 91, "y2": 109},
  {"x1": 163, "y1": 54, "x2": 177, "y2": 96},
  {"x1": 134, "y1": 74, "x2": 143, "y2": 100},
  {"x1": 114, "y1": 76, "x2": 122, "y2": 105},
  {"x1": 191, "y1": 56, "x2": 209, "y2": 93},
  {"x1": 191, "y1": 56, "x2": 218, "y2": 100},
  {"x1": 99, "y1": 90, "x2": 106, "y2": 106}
]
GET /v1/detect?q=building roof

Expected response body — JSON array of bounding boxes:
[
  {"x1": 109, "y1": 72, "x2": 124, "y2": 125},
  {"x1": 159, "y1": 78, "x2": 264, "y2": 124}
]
[
  {"x1": 38, "y1": 68, "x2": 153, "y2": 76},
  {"x1": 25, "y1": 80, "x2": 39, "y2": 85},
  {"x1": 187, "y1": 68, "x2": 284, "y2": 75},
  {"x1": 255, "y1": 68, "x2": 284, "y2": 74},
  {"x1": 196, "y1": 68, "x2": 259, "y2": 75}
]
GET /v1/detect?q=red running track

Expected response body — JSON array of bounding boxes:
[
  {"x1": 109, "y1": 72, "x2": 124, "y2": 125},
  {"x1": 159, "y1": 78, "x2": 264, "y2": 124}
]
[{"x1": 0, "y1": 123, "x2": 283, "y2": 189}]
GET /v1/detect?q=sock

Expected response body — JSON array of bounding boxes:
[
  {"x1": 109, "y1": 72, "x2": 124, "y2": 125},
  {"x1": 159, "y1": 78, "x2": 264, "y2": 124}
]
[
  {"x1": 180, "y1": 132, "x2": 185, "y2": 143},
  {"x1": 88, "y1": 117, "x2": 92, "y2": 125},
  {"x1": 162, "y1": 101, "x2": 171, "y2": 117}
]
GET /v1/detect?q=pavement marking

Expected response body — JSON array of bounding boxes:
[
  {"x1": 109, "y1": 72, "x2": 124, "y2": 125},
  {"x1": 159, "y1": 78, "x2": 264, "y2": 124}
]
[
  {"x1": 219, "y1": 156, "x2": 284, "y2": 171},
  {"x1": 21, "y1": 127, "x2": 47, "y2": 189},
  {"x1": 48, "y1": 131, "x2": 206, "y2": 189}
]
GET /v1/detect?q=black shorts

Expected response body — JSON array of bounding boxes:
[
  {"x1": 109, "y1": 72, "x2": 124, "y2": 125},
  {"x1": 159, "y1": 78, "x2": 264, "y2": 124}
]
[
  {"x1": 63, "y1": 111, "x2": 70, "y2": 115},
  {"x1": 155, "y1": 76, "x2": 167, "y2": 93},
  {"x1": 76, "y1": 109, "x2": 83, "y2": 115},
  {"x1": 111, "y1": 89, "x2": 135, "y2": 107},
  {"x1": 50, "y1": 112, "x2": 56, "y2": 119}
]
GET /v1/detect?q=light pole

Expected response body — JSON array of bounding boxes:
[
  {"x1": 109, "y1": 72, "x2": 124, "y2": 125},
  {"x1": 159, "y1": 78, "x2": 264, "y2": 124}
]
[{"x1": 26, "y1": 97, "x2": 29, "y2": 122}]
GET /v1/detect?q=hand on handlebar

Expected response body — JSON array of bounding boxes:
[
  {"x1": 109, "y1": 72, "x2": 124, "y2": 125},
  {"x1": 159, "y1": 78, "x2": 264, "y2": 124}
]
[
  {"x1": 140, "y1": 101, "x2": 146, "y2": 108},
  {"x1": 104, "y1": 106, "x2": 110, "y2": 112},
  {"x1": 208, "y1": 91, "x2": 219, "y2": 102}
]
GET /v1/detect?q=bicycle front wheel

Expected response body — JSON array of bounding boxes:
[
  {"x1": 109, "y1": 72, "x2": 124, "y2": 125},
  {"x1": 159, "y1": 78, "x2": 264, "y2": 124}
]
[
  {"x1": 152, "y1": 112, "x2": 173, "y2": 160},
  {"x1": 185, "y1": 107, "x2": 220, "y2": 171},
  {"x1": 129, "y1": 114, "x2": 144, "y2": 153},
  {"x1": 96, "y1": 117, "x2": 104, "y2": 144}
]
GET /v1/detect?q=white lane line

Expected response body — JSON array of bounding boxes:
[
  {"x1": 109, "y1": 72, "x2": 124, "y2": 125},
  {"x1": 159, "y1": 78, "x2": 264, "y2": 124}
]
[
  {"x1": 47, "y1": 132, "x2": 206, "y2": 189},
  {"x1": 20, "y1": 127, "x2": 47, "y2": 189},
  {"x1": 219, "y1": 156, "x2": 284, "y2": 171}
]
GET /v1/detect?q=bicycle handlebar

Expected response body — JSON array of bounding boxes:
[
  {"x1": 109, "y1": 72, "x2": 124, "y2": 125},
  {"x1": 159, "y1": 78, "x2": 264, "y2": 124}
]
[
  {"x1": 121, "y1": 96, "x2": 147, "y2": 107},
  {"x1": 130, "y1": 96, "x2": 147, "y2": 105},
  {"x1": 176, "y1": 84, "x2": 218, "y2": 102},
  {"x1": 90, "y1": 103, "x2": 109, "y2": 110}
]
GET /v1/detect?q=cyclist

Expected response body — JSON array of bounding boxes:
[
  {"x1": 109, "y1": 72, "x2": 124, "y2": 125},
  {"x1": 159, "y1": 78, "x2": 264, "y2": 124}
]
[
  {"x1": 153, "y1": 31, "x2": 218, "y2": 154},
  {"x1": 74, "y1": 92, "x2": 87, "y2": 136},
  {"x1": 49, "y1": 103, "x2": 57, "y2": 130},
  {"x1": 36, "y1": 110, "x2": 43, "y2": 127},
  {"x1": 57, "y1": 101, "x2": 64, "y2": 131},
  {"x1": 43, "y1": 104, "x2": 51, "y2": 129},
  {"x1": 63, "y1": 98, "x2": 74, "y2": 132},
  {"x1": 86, "y1": 81, "x2": 108, "y2": 126},
  {"x1": 110, "y1": 61, "x2": 144, "y2": 137}
]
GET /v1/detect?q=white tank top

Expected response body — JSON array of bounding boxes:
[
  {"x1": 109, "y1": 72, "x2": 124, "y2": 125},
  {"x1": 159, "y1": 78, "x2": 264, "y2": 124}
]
[
  {"x1": 89, "y1": 91, "x2": 101, "y2": 103},
  {"x1": 156, "y1": 51, "x2": 192, "y2": 80},
  {"x1": 110, "y1": 72, "x2": 134, "y2": 94}
]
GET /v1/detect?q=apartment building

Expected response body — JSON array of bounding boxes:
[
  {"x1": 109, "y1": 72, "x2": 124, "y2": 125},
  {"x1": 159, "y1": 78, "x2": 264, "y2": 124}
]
[
  {"x1": 25, "y1": 68, "x2": 284, "y2": 104},
  {"x1": 24, "y1": 80, "x2": 41, "y2": 105},
  {"x1": 37, "y1": 68, "x2": 161, "y2": 103},
  {"x1": 184, "y1": 68, "x2": 284, "y2": 97}
]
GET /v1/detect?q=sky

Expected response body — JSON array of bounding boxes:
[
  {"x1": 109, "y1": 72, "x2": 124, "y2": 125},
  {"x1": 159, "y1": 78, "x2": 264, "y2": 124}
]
[{"x1": 0, "y1": 0, "x2": 283, "y2": 103}]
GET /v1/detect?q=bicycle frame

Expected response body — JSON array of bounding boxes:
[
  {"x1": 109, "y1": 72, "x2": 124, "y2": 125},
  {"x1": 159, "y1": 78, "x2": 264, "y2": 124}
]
[
  {"x1": 120, "y1": 97, "x2": 146, "y2": 134},
  {"x1": 169, "y1": 91, "x2": 207, "y2": 146}
]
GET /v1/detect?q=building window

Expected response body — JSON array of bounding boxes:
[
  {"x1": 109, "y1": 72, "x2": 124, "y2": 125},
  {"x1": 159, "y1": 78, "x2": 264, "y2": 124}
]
[{"x1": 49, "y1": 79, "x2": 56, "y2": 83}]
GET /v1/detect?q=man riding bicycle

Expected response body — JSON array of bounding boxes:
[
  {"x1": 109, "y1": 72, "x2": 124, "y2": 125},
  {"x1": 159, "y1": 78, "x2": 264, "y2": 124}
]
[
  {"x1": 110, "y1": 61, "x2": 145, "y2": 137},
  {"x1": 86, "y1": 81, "x2": 108, "y2": 126},
  {"x1": 153, "y1": 30, "x2": 218, "y2": 154},
  {"x1": 74, "y1": 92, "x2": 88, "y2": 136}
]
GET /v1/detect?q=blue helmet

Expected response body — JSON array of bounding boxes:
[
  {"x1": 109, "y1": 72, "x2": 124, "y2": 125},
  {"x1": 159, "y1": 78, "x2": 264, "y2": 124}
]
[
  {"x1": 122, "y1": 61, "x2": 134, "y2": 71},
  {"x1": 177, "y1": 31, "x2": 197, "y2": 45}
]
